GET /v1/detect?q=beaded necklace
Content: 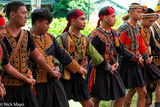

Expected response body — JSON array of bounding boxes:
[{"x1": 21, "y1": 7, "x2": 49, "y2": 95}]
[
  {"x1": 31, "y1": 32, "x2": 47, "y2": 51},
  {"x1": 127, "y1": 22, "x2": 140, "y2": 54},
  {"x1": 68, "y1": 30, "x2": 85, "y2": 61},
  {"x1": 99, "y1": 26, "x2": 117, "y2": 63}
]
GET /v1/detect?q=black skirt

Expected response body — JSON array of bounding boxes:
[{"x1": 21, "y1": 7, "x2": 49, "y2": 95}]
[
  {"x1": 35, "y1": 78, "x2": 69, "y2": 107},
  {"x1": 90, "y1": 68, "x2": 126, "y2": 101},
  {"x1": 4, "y1": 85, "x2": 39, "y2": 107},
  {"x1": 119, "y1": 59, "x2": 145, "y2": 89},
  {"x1": 142, "y1": 63, "x2": 160, "y2": 85},
  {"x1": 61, "y1": 78, "x2": 91, "y2": 101}
]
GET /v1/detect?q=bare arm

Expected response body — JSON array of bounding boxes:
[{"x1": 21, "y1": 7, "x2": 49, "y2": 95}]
[
  {"x1": 30, "y1": 48, "x2": 61, "y2": 79},
  {"x1": 3, "y1": 63, "x2": 36, "y2": 85}
]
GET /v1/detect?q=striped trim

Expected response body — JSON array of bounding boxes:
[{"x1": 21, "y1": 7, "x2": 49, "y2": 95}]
[
  {"x1": 142, "y1": 13, "x2": 158, "y2": 19},
  {"x1": 129, "y1": 5, "x2": 143, "y2": 9}
]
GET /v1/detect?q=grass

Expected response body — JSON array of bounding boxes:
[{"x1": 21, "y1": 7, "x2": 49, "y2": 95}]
[{"x1": 69, "y1": 92, "x2": 156, "y2": 107}]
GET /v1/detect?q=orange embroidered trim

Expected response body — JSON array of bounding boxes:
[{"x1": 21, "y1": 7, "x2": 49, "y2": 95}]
[
  {"x1": 31, "y1": 33, "x2": 54, "y2": 83},
  {"x1": 2, "y1": 28, "x2": 30, "y2": 86},
  {"x1": 65, "y1": 60, "x2": 80, "y2": 74}
]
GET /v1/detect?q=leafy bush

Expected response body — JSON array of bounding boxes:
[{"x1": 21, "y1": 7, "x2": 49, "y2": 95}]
[
  {"x1": 48, "y1": 18, "x2": 96, "y2": 37},
  {"x1": 25, "y1": 16, "x2": 123, "y2": 37},
  {"x1": 68, "y1": 0, "x2": 94, "y2": 20},
  {"x1": 51, "y1": 0, "x2": 70, "y2": 18},
  {"x1": 25, "y1": 17, "x2": 96, "y2": 37},
  {"x1": 51, "y1": 0, "x2": 94, "y2": 19}
]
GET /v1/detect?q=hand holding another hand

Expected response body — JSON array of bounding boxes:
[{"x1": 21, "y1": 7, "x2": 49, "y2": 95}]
[
  {"x1": 110, "y1": 62, "x2": 119, "y2": 74},
  {"x1": 79, "y1": 66, "x2": 87, "y2": 75}
]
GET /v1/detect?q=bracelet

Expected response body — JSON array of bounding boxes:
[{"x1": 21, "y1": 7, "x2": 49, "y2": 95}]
[
  {"x1": 54, "y1": 66, "x2": 60, "y2": 72},
  {"x1": 106, "y1": 63, "x2": 112, "y2": 72}
]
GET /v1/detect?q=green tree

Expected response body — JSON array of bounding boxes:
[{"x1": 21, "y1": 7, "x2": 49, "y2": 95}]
[
  {"x1": 68, "y1": 0, "x2": 94, "y2": 20},
  {"x1": 51, "y1": 0, "x2": 70, "y2": 18},
  {"x1": 51, "y1": 0, "x2": 94, "y2": 20}
]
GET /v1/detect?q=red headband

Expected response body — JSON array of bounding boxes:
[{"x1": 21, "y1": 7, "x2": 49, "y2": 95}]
[
  {"x1": 97, "y1": 7, "x2": 115, "y2": 27},
  {"x1": 62, "y1": 9, "x2": 84, "y2": 33},
  {"x1": 0, "y1": 17, "x2": 5, "y2": 26}
]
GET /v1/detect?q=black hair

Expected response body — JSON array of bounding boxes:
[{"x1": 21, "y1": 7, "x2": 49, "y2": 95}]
[
  {"x1": 0, "y1": 15, "x2": 2, "y2": 18},
  {"x1": 145, "y1": 8, "x2": 155, "y2": 13},
  {"x1": 5, "y1": 1, "x2": 25, "y2": 19},
  {"x1": 31, "y1": 8, "x2": 52, "y2": 25},
  {"x1": 66, "y1": 9, "x2": 79, "y2": 21},
  {"x1": 98, "y1": 6, "x2": 115, "y2": 17}
]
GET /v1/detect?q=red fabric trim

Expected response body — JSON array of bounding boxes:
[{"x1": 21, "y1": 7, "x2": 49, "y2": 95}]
[
  {"x1": 77, "y1": 9, "x2": 84, "y2": 16},
  {"x1": 97, "y1": 7, "x2": 115, "y2": 27},
  {"x1": 108, "y1": 7, "x2": 115, "y2": 15},
  {"x1": 97, "y1": 15, "x2": 105, "y2": 27},
  {"x1": 0, "y1": 17, "x2": 5, "y2": 26},
  {"x1": 88, "y1": 66, "x2": 95, "y2": 93},
  {"x1": 120, "y1": 31, "x2": 132, "y2": 46},
  {"x1": 33, "y1": 87, "x2": 37, "y2": 96},
  {"x1": 110, "y1": 27, "x2": 113, "y2": 31},
  {"x1": 62, "y1": 22, "x2": 71, "y2": 33},
  {"x1": 120, "y1": 31, "x2": 127, "y2": 44},
  {"x1": 63, "y1": 9, "x2": 84, "y2": 33},
  {"x1": 139, "y1": 31, "x2": 147, "y2": 54},
  {"x1": 68, "y1": 16, "x2": 77, "y2": 23}
]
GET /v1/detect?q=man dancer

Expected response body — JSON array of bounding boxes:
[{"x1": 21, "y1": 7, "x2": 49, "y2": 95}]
[
  {"x1": 148, "y1": 3, "x2": 160, "y2": 106},
  {"x1": 56, "y1": 9, "x2": 118, "y2": 107},
  {"x1": 30, "y1": 8, "x2": 86, "y2": 107},
  {"x1": 2, "y1": 1, "x2": 62, "y2": 107},
  {"x1": 117, "y1": 3, "x2": 152, "y2": 107},
  {"x1": 0, "y1": 15, "x2": 36, "y2": 101},
  {"x1": 88, "y1": 6, "x2": 136, "y2": 107}
]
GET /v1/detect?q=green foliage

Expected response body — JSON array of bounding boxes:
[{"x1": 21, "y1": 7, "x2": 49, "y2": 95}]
[
  {"x1": 48, "y1": 18, "x2": 67, "y2": 36},
  {"x1": 25, "y1": 17, "x2": 123, "y2": 37},
  {"x1": 47, "y1": 18, "x2": 96, "y2": 37},
  {"x1": 68, "y1": 0, "x2": 94, "y2": 20},
  {"x1": 51, "y1": 0, "x2": 94, "y2": 19},
  {"x1": 112, "y1": 16, "x2": 123, "y2": 30},
  {"x1": 51, "y1": 0, "x2": 70, "y2": 18},
  {"x1": 25, "y1": 18, "x2": 95, "y2": 37}
]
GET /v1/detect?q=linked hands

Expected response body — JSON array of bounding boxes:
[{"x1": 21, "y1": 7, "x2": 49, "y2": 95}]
[
  {"x1": 110, "y1": 62, "x2": 119, "y2": 74},
  {"x1": 78, "y1": 66, "x2": 87, "y2": 75}
]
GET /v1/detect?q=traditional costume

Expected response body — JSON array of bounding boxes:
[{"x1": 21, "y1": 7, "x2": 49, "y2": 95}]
[
  {"x1": 29, "y1": 31, "x2": 81, "y2": 107},
  {"x1": 143, "y1": 7, "x2": 160, "y2": 106},
  {"x1": 88, "y1": 6, "x2": 133, "y2": 100},
  {"x1": 117, "y1": 4, "x2": 149, "y2": 89},
  {"x1": 2, "y1": 28, "x2": 39, "y2": 107},
  {"x1": 56, "y1": 9, "x2": 109, "y2": 101}
]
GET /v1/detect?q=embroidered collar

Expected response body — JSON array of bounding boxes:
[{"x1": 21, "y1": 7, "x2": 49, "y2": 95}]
[
  {"x1": 31, "y1": 32, "x2": 44, "y2": 39},
  {"x1": 127, "y1": 22, "x2": 139, "y2": 29},
  {"x1": 69, "y1": 30, "x2": 81, "y2": 38},
  {"x1": 100, "y1": 26, "x2": 111, "y2": 34}
]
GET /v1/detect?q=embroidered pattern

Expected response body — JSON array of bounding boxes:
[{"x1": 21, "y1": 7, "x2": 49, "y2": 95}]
[
  {"x1": 89, "y1": 27, "x2": 116, "y2": 64},
  {"x1": 119, "y1": 22, "x2": 141, "y2": 55},
  {"x1": 152, "y1": 22, "x2": 160, "y2": 47},
  {"x1": 151, "y1": 22, "x2": 160, "y2": 65},
  {"x1": 2, "y1": 28, "x2": 31, "y2": 86},
  {"x1": 65, "y1": 60, "x2": 80, "y2": 74},
  {"x1": 142, "y1": 27, "x2": 151, "y2": 54},
  {"x1": 30, "y1": 32, "x2": 54, "y2": 83},
  {"x1": 60, "y1": 32, "x2": 88, "y2": 79}
]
